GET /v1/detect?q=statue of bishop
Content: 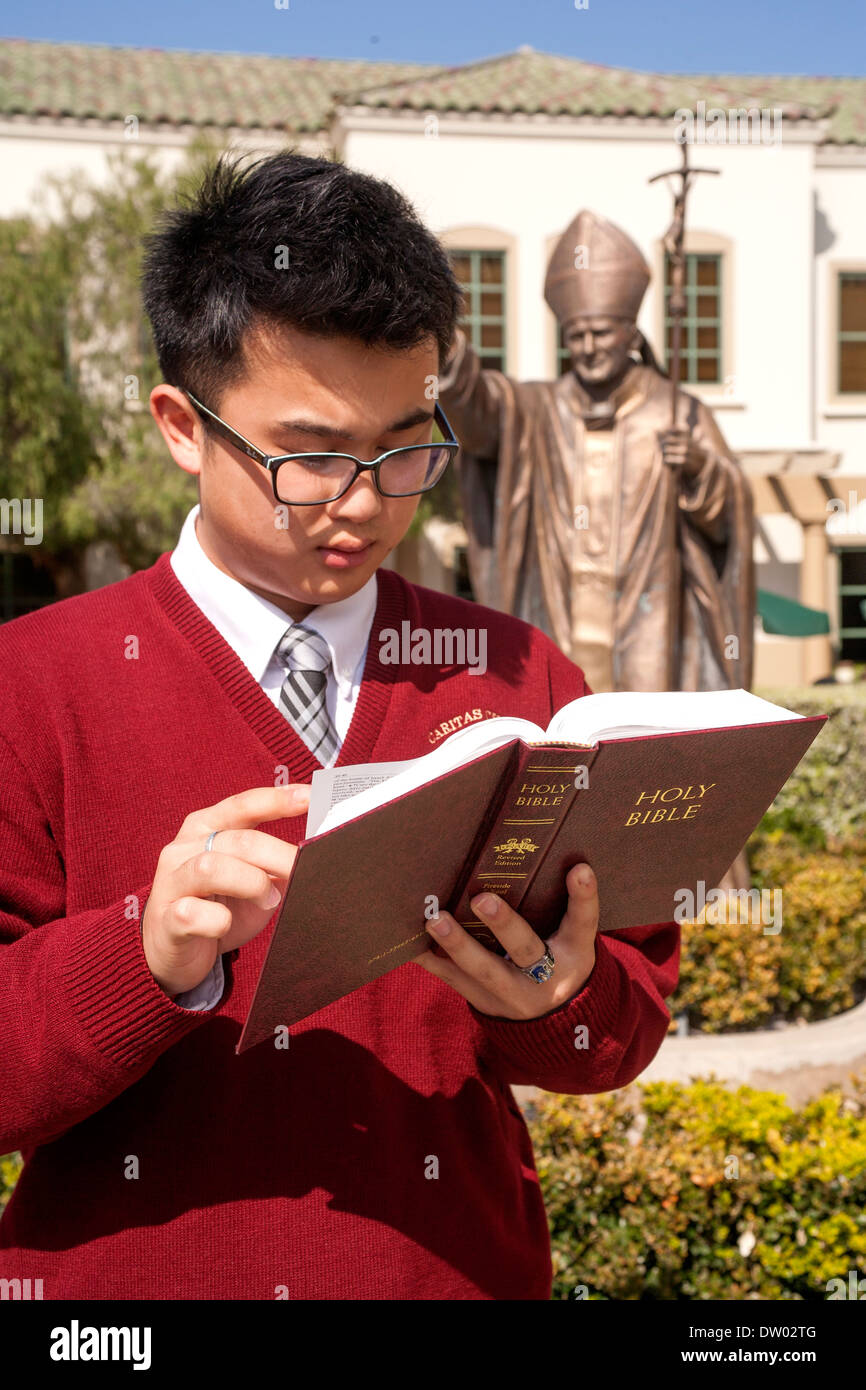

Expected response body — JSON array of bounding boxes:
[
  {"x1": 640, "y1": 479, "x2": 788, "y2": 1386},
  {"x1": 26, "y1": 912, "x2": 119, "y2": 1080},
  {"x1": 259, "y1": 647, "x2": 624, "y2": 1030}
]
[{"x1": 438, "y1": 210, "x2": 755, "y2": 693}]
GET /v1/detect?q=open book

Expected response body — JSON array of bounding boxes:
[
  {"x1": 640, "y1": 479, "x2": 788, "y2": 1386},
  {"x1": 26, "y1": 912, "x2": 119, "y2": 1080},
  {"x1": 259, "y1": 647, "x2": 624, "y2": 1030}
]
[
  {"x1": 237, "y1": 688, "x2": 824, "y2": 1052},
  {"x1": 306, "y1": 688, "x2": 807, "y2": 837}
]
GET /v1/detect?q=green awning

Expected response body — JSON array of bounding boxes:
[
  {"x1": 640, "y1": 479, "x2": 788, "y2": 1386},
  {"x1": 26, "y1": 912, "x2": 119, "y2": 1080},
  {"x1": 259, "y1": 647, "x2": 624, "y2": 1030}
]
[{"x1": 757, "y1": 588, "x2": 831, "y2": 637}]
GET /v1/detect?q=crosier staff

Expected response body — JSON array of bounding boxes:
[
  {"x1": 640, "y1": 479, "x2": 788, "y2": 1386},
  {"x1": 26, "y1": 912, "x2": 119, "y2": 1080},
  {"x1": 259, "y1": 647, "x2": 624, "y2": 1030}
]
[
  {"x1": 649, "y1": 142, "x2": 752, "y2": 889},
  {"x1": 649, "y1": 140, "x2": 719, "y2": 476}
]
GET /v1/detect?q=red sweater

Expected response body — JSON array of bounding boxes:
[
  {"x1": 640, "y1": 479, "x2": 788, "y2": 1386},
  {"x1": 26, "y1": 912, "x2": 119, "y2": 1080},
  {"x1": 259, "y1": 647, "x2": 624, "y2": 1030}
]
[{"x1": 0, "y1": 554, "x2": 678, "y2": 1300}]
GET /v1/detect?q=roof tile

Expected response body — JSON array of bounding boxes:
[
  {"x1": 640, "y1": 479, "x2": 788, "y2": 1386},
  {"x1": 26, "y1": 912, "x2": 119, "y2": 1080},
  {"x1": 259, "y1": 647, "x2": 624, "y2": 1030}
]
[{"x1": 0, "y1": 38, "x2": 862, "y2": 142}]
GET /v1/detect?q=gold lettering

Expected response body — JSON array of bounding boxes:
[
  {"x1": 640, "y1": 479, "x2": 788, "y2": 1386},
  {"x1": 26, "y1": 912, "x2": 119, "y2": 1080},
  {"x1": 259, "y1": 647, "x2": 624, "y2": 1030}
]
[
  {"x1": 519, "y1": 783, "x2": 569, "y2": 796},
  {"x1": 635, "y1": 789, "x2": 661, "y2": 805},
  {"x1": 626, "y1": 801, "x2": 703, "y2": 827},
  {"x1": 698, "y1": 783, "x2": 716, "y2": 797},
  {"x1": 660, "y1": 786, "x2": 683, "y2": 802}
]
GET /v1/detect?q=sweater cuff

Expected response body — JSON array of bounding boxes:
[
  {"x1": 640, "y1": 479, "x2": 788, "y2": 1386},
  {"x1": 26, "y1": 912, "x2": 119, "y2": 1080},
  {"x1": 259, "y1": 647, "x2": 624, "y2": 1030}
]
[
  {"x1": 467, "y1": 936, "x2": 624, "y2": 1072},
  {"x1": 62, "y1": 884, "x2": 220, "y2": 1069}
]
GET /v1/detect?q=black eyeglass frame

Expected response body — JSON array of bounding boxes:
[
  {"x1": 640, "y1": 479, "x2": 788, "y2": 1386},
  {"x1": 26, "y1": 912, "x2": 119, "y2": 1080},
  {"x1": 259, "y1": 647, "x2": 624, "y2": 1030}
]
[{"x1": 184, "y1": 389, "x2": 460, "y2": 505}]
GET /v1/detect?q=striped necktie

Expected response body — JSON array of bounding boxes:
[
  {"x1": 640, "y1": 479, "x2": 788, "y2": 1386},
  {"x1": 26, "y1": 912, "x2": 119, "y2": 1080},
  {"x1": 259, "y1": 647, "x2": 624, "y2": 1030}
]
[{"x1": 274, "y1": 625, "x2": 340, "y2": 767}]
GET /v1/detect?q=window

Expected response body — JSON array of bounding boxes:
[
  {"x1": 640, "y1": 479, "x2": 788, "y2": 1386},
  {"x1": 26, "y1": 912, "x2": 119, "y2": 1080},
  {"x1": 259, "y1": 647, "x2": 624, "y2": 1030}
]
[
  {"x1": 448, "y1": 250, "x2": 507, "y2": 371},
  {"x1": 664, "y1": 253, "x2": 723, "y2": 384},
  {"x1": 838, "y1": 547, "x2": 866, "y2": 660},
  {"x1": 555, "y1": 322, "x2": 571, "y2": 377},
  {"x1": 838, "y1": 273, "x2": 866, "y2": 394}
]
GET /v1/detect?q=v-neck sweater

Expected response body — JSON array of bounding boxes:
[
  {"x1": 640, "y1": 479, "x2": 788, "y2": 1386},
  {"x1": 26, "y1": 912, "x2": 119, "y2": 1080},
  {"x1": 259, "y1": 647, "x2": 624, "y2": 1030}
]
[{"x1": 0, "y1": 553, "x2": 679, "y2": 1300}]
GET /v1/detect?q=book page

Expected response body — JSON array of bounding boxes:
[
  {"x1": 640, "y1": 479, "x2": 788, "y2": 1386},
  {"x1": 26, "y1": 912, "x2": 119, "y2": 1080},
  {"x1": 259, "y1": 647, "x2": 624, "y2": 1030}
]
[
  {"x1": 545, "y1": 688, "x2": 802, "y2": 744},
  {"x1": 306, "y1": 762, "x2": 412, "y2": 838},
  {"x1": 309, "y1": 713, "x2": 545, "y2": 837}
]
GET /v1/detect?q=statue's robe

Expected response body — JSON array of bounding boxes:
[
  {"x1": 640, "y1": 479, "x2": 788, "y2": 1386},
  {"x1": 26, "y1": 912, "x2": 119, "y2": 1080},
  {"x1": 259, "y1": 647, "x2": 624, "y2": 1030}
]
[{"x1": 438, "y1": 328, "x2": 755, "y2": 694}]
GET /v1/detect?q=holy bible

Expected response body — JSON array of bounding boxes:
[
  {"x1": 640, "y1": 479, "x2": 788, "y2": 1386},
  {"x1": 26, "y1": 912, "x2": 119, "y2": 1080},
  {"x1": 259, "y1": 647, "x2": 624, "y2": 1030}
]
[{"x1": 236, "y1": 688, "x2": 825, "y2": 1052}]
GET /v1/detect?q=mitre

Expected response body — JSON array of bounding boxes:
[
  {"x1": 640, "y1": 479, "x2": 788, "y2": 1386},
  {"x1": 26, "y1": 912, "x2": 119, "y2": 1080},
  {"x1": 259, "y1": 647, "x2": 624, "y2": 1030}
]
[{"x1": 544, "y1": 210, "x2": 651, "y2": 324}]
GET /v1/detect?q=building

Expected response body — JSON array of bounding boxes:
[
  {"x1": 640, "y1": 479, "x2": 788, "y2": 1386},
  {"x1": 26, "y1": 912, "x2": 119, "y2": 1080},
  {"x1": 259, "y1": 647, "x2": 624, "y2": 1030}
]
[{"x1": 1, "y1": 37, "x2": 865, "y2": 683}]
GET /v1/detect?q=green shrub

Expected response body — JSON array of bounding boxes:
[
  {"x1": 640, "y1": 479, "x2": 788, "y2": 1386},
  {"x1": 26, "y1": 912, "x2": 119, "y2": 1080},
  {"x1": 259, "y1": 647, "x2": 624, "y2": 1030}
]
[
  {"x1": 752, "y1": 685, "x2": 866, "y2": 851},
  {"x1": 0, "y1": 1151, "x2": 22, "y2": 1214},
  {"x1": 670, "y1": 848, "x2": 866, "y2": 1031},
  {"x1": 529, "y1": 1075, "x2": 866, "y2": 1300},
  {"x1": 664, "y1": 687, "x2": 866, "y2": 1033}
]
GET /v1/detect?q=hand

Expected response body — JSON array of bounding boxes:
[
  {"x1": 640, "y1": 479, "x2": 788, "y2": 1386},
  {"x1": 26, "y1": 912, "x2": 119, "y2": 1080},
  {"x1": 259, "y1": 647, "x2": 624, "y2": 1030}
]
[
  {"x1": 659, "y1": 427, "x2": 706, "y2": 478},
  {"x1": 141, "y1": 784, "x2": 310, "y2": 998},
  {"x1": 414, "y1": 863, "x2": 599, "y2": 1020}
]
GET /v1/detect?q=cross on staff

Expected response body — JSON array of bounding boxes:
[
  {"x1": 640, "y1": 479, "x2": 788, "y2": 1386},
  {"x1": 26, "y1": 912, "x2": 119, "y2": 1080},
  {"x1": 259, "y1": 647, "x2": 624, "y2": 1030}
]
[{"x1": 649, "y1": 142, "x2": 719, "y2": 428}]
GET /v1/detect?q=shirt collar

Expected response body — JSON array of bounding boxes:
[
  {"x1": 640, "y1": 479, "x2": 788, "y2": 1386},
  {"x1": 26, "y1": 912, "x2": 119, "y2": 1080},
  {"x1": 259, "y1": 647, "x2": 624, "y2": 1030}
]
[{"x1": 170, "y1": 504, "x2": 377, "y2": 689}]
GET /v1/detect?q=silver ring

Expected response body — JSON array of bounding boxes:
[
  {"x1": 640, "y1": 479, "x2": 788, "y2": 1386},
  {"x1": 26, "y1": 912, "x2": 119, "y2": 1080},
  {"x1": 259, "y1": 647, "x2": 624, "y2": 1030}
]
[
  {"x1": 204, "y1": 830, "x2": 220, "y2": 853},
  {"x1": 508, "y1": 942, "x2": 555, "y2": 984}
]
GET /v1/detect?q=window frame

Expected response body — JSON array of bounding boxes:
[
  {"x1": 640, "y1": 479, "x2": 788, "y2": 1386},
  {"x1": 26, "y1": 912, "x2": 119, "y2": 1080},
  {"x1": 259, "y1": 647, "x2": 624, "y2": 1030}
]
[
  {"x1": 836, "y1": 269, "x2": 866, "y2": 398},
  {"x1": 653, "y1": 231, "x2": 736, "y2": 404},
  {"x1": 439, "y1": 226, "x2": 517, "y2": 375}
]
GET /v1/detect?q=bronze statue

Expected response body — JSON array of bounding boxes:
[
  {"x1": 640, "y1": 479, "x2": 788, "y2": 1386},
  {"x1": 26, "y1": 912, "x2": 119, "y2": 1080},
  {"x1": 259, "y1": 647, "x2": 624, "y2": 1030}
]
[{"x1": 438, "y1": 209, "x2": 755, "y2": 694}]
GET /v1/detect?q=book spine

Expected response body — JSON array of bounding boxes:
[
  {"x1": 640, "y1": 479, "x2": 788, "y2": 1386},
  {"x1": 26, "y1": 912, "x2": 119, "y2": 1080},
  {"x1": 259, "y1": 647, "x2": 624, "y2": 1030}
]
[{"x1": 448, "y1": 744, "x2": 598, "y2": 951}]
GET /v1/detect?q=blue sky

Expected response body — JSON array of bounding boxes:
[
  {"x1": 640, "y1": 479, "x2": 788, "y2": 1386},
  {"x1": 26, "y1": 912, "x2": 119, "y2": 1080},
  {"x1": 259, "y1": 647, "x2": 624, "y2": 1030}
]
[{"x1": 1, "y1": 0, "x2": 864, "y2": 76}]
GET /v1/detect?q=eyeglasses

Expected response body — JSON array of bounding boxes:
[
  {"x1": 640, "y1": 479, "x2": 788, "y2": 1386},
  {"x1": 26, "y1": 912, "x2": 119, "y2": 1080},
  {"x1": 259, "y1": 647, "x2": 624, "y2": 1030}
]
[{"x1": 185, "y1": 390, "x2": 460, "y2": 506}]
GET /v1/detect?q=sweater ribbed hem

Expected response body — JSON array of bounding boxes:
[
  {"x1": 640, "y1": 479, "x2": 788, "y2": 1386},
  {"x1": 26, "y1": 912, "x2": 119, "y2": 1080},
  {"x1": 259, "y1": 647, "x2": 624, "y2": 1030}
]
[
  {"x1": 63, "y1": 885, "x2": 214, "y2": 1069},
  {"x1": 468, "y1": 936, "x2": 640, "y2": 1077}
]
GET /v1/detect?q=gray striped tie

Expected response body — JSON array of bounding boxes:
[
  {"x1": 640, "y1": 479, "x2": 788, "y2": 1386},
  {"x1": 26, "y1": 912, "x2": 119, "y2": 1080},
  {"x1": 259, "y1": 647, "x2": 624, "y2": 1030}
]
[{"x1": 274, "y1": 625, "x2": 340, "y2": 767}]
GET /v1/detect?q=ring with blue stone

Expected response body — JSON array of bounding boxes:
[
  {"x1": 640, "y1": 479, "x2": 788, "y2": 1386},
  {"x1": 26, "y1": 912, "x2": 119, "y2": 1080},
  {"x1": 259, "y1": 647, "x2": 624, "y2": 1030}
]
[{"x1": 509, "y1": 942, "x2": 555, "y2": 984}]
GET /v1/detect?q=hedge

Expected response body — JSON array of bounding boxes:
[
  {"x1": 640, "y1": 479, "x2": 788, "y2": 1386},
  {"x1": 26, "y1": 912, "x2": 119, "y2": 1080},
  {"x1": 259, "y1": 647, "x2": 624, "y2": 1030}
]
[
  {"x1": 751, "y1": 684, "x2": 866, "y2": 850},
  {"x1": 530, "y1": 1075, "x2": 866, "y2": 1300},
  {"x1": 0, "y1": 1151, "x2": 21, "y2": 1215},
  {"x1": 669, "y1": 846, "x2": 866, "y2": 1031},
  {"x1": 665, "y1": 685, "x2": 866, "y2": 1032}
]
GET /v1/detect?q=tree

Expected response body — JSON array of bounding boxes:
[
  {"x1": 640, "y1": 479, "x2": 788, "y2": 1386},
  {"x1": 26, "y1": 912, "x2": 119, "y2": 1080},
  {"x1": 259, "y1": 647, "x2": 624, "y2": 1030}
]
[
  {"x1": 0, "y1": 134, "x2": 460, "y2": 597},
  {"x1": 0, "y1": 134, "x2": 224, "y2": 593},
  {"x1": 0, "y1": 215, "x2": 96, "y2": 596}
]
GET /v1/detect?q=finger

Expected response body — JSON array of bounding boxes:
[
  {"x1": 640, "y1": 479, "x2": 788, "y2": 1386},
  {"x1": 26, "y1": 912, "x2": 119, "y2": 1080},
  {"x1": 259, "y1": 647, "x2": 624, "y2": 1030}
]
[
  {"x1": 468, "y1": 892, "x2": 548, "y2": 970},
  {"x1": 190, "y1": 827, "x2": 298, "y2": 881},
  {"x1": 180, "y1": 784, "x2": 310, "y2": 841},
  {"x1": 413, "y1": 948, "x2": 510, "y2": 1016},
  {"x1": 173, "y1": 850, "x2": 283, "y2": 914},
  {"x1": 169, "y1": 895, "x2": 234, "y2": 940},
  {"x1": 425, "y1": 910, "x2": 527, "y2": 1003},
  {"x1": 552, "y1": 863, "x2": 599, "y2": 950}
]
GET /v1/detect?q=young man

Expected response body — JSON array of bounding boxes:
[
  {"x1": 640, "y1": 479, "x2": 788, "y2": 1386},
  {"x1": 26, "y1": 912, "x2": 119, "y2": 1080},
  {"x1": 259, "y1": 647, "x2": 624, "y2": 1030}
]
[{"x1": 0, "y1": 152, "x2": 679, "y2": 1300}]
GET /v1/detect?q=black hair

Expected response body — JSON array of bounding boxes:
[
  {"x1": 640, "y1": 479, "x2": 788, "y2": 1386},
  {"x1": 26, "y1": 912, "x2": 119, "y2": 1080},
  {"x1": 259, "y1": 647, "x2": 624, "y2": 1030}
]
[{"x1": 140, "y1": 149, "x2": 463, "y2": 409}]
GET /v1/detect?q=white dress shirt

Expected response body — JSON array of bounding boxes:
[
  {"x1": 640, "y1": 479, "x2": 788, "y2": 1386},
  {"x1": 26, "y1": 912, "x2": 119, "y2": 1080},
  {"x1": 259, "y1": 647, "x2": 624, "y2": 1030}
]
[{"x1": 166, "y1": 503, "x2": 377, "y2": 1010}]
